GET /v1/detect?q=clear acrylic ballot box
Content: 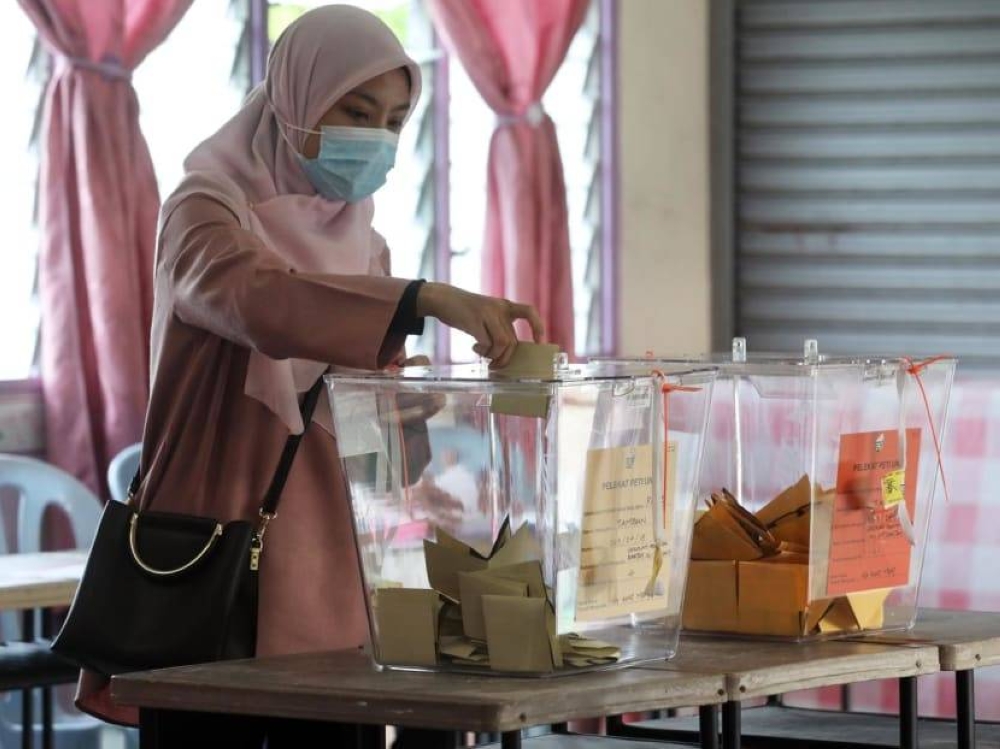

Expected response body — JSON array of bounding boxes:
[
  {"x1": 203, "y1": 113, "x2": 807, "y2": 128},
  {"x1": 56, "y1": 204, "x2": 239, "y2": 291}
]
[
  {"x1": 602, "y1": 341, "x2": 956, "y2": 640},
  {"x1": 325, "y1": 359, "x2": 716, "y2": 674}
]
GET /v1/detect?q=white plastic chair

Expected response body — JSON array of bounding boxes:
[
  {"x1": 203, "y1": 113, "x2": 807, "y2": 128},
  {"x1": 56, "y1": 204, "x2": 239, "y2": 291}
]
[
  {"x1": 106, "y1": 444, "x2": 141, "y2": 505},
  {"x1": 0, "y1": 454, "x2": 103, "y2": 749}
]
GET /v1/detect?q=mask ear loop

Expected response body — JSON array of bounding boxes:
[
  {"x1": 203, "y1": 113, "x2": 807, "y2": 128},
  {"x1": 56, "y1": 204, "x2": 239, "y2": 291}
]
[{"x1": 264, "y1": 90, "x2": 322, "y2": 153}]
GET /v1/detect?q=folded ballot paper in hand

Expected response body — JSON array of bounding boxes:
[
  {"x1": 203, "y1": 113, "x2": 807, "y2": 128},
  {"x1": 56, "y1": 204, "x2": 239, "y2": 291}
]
[
  {"x1": 683, "y1": 475, "x2": 893, "y2": 638},
  {"x1": 373, "y1": 518, "x2": 621, "y2": 673},
  {"x1": 489, "y1": 342, "x2": 561, "y2": 418}
]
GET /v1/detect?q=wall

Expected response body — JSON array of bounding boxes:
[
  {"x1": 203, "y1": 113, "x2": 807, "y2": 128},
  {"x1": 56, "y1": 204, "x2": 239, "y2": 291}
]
[{"x1": 617, "y1": 0, "x2": 712, "y2": 356}]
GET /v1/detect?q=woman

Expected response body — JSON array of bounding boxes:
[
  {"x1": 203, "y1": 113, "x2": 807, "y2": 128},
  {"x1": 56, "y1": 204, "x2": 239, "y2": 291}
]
[{"x1": 76, "y1": 5, "x2": 542, "y2": 745}]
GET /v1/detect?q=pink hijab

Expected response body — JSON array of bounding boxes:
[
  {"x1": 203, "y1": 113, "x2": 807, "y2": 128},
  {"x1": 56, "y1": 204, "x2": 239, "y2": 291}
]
[{"x1": 159, "y1": 4, "x2": 422, "y2": 434}]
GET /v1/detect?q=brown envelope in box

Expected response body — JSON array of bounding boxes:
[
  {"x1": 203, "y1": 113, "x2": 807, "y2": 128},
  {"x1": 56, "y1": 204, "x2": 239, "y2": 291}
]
[
  {"x1": 424, "y1": 539, "x2": 488, "y2": 601},
  {"x1": 375, "y1": 588, "x2": 443, "y2": 666},
  {"x1": 691, "y1": 502, "x2": 766, "y2": 561},
  {"x1": 481, "y1": 595, "x2": 558, "y2": 672},
  {"x1": 682, "y1": 560, "x2": 740, "y2": 632},
  {"x1": 738, "y1": 561, "x2": 810, "y2": 637},
  {"x1": 757, "y1": 475, "x2": 813, "y2": 547},
  {"x1": 716, "y1": 490, "x2": 779, "y2": 553},
  {"x1": 488, "y1": 560, "x2": 547, "y2": 599},
  {"x1": 458, "y1": 570, "x2": 528, "y2": 641},
  {"x1": 424, "y1": 517, "x2": 537, "y2": 603}
]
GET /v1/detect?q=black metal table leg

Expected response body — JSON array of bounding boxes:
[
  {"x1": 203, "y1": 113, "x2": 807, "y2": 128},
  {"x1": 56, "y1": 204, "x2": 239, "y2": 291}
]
[
  {"x1": 500, "y1": 729, "x2": 522, "y2": 749},
  {"x1": 721, "y1": 700, "x2": 740, "y2": 749},
  {"x1": 899, "y1": 675, "x2": 917, "y2": 749},
  {"x1": 138, "y1": 708, "x2": 160, "y2": 749},
  {"x1": 358, "y1": 724, "x2": 385, "y2": 749},
  {"x1": 956, "y1": 669, "x2": 975, "y2": 749},
  {"x1": 699, "y1": 704, "x2": 719, "y2": 749},
  {"x1": 40, "y1": 609, "x2": 53, "y2": 749},
  {"x1": 604, "y1": 715, "x2": 624, "y2": 735},
  {"x1": 21, "y1": 609, "x2": 35, "y2": 749},
  {"x1": 41, "y1": 687, "x2": 52, "y2": 749}
]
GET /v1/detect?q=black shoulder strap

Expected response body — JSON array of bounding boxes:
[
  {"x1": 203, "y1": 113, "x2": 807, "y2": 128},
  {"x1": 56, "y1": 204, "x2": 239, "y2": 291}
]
[
  {"x1": 127, "y1": 377, "x2": 326, "y2": 515},
  {"x1": 260, "y1": 377, "x2": 325, "y2": 516}
]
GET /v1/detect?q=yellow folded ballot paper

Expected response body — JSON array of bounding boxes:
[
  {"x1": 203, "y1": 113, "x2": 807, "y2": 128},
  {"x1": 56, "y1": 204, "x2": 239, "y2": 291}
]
[
  {"x1": 682, "y1": 475, "x2": 894, "y2": 637},
  {"x1": 489, "y1": 342, "x2": 560, "y2": 418},
  {"x1": 376, "y1": 517, "x2": 623, "y2": 673},
  {"x1": 458, "y1": 571, "x2": 528, "y2": 641},
  {"x1": 374, "y1": 588, "x2": 443, "y2": 666}
]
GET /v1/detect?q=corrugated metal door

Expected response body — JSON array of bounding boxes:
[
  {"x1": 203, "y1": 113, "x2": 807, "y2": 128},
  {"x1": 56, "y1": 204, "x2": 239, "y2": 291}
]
[{"x1": 735, "y1": 0, "x2": 1000, "y2": 368}]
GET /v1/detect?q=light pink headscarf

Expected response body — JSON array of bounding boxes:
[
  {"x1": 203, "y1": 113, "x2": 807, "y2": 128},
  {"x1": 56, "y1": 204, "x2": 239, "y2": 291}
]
[{"x1": 159, "y1": 4, "x2": 422, "y2": 434}]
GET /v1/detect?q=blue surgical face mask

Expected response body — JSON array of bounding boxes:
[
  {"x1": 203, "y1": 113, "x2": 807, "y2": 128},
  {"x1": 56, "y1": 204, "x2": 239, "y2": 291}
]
[{"x1": 296, "y1": 126, "x2": 398, "y2": 203}]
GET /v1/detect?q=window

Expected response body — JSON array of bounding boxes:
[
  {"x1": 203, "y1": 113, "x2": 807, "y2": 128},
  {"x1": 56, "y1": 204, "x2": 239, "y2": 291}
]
[
  {"x1": 0, "y1": 3, "x2": 247, "y2": 381},
  {"x1": 134, "y1": 2, "x2": 248, "y2": 198},
  {"x1": 265, "y1": 0, "x2": 614, "y2": 361},
  {"x1": 0, "y1": 7, "x2": 44, "y2": 380}
]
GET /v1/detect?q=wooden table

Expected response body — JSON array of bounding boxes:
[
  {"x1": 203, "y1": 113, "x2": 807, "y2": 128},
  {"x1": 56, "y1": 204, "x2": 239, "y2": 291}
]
[
  {"x1": 851, "y1": 608, "x2": 1000, "y2": 749},
  {"x1": 0, "y1": 550, "x2": 86, "y2": 749},
  {"x1": 633, "y1": 635, "x2": 941, "y2": 749},
  {"x1": 0, "y1": 551, "x2": 87, "y2": 611},
  {"x1": 111, "y1": 648, "x2": 727, "y2": 749}
]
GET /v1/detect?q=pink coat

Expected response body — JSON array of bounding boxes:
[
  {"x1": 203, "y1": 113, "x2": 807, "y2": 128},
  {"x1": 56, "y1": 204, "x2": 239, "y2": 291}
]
[{"x1": 76, "y1": 193, "x2": 409, "y2": 725}]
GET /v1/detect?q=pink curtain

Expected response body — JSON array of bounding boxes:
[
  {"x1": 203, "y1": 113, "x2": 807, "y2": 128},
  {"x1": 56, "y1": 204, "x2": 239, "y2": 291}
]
[
  {"x1": 17, "y1": 0, "x2": 193, "y2": 494},
  {"x1": 427, "y1": 0, "x2": 588, "y2": 354}
]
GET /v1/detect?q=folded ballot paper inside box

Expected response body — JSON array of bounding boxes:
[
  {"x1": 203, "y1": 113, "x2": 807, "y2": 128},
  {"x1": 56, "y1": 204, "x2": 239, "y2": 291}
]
[
  {"x1": 373, "y1": 518, "x2": 622, "y2": 674},
  {"x1": 683, "y1": 475, "x2": 900, "y2": 639}
]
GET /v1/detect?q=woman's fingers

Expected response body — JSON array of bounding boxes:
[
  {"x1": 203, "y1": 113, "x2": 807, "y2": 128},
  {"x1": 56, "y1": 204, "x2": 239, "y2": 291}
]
[
  {"x1": 400, "y1": 355, "x2": 431, "y2": 367},
  {"x1": 509, "y1": 303, "x2": 545, "y2": 343},
  {"x1": 485, "y1": 315, "x2": 518, "y2": 368}
]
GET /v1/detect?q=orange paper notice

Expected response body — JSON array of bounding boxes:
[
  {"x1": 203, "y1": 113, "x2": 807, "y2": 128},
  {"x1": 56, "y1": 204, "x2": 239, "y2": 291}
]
[{"x1": 825, "y1": 429, "x2": 921, "y2": 597}]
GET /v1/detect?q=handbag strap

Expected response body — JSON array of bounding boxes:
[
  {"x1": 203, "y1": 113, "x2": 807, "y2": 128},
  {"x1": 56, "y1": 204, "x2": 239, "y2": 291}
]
[
  {"x1": 127, "y1": 377, "x2": 326, "y2": 519},
  {"x1": 260, "y1": 377, "x2": 325, "y2": 517}
]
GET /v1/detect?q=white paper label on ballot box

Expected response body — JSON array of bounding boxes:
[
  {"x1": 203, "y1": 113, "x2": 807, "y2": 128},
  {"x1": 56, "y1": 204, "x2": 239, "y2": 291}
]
[
  {"x1": 575, "y1": 444, "x2": 670, "y2": 622},
  {"x1": 331, "y1": 390, "x2": 382, "y2": 458}
]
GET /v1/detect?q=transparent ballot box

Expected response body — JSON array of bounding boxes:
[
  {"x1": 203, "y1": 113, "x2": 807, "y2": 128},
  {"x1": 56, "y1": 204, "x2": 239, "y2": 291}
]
[
  {"x1": 602, "y1": 340, "x2": 956, "y2": 640},
  {"x1": 326, "y1": 359, "x2": 716, "y2": 674}
]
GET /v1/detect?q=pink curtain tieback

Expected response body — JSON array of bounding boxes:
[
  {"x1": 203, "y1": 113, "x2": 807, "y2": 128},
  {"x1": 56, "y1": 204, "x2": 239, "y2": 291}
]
[
  {"x1": 56, "y1": 54, "x2": 132, "y2": 81},
  {"x1": 495, "y1": 102, "x2": 546, "y2": 128}
]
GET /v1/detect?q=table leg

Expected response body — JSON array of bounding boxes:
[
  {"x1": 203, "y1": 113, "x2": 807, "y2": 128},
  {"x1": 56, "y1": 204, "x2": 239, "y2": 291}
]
[
  {"x1": 500, "y1": 730, "x2": 522, "y2": 749},
  {"x1": 358, "y1": 724, "x2": 385, "y2": 749},
  {"x1": 21, "y1": 688, "x2": 33, "y2": 749},
  {"x1": 138, "y1": 708, "x2": 160, "y2": 749},
  {"x1": 21, "y1": 609, "x2": 35, "y2": 749},
  {"x1": 899, "y1": 675, "x2": 917, "y2": 749},
  {"x1": 956, "y1": 669, "x2": 975, "y2": 749},
  {"x1": 604, "y1": 715, "x2": 624, "y2": 735},
  {"x1": 698, "y1": 704, "x2": 719, "y2": 749},
  {"x1": 721, "y1": 701, "x2": 740, "y2": 749},
  {"x1": 41, "y1": 687, "x2": 52, "y2": 749}
]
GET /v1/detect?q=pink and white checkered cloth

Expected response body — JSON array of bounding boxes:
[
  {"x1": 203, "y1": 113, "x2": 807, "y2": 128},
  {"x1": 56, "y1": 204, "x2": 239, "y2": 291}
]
[{"x1": 784, "y1": 377, "x2": 1000, "y2": 719}]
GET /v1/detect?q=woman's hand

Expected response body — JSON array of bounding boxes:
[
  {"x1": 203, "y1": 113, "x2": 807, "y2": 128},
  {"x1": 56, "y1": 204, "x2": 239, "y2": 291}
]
[{"x1": 415, "y1": 282, "x2": 545, "y2": 368}]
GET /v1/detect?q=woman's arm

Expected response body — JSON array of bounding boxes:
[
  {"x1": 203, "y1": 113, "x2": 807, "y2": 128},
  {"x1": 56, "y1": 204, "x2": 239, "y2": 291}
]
[{"x1": 161, "y1": 194, "x2": 409, "y2": 369}]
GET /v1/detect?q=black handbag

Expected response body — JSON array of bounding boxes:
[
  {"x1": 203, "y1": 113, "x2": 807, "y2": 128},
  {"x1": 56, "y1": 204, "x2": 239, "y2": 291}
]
[{"x1": 52, "y1": 379, "x2": 324, "y2": 677}]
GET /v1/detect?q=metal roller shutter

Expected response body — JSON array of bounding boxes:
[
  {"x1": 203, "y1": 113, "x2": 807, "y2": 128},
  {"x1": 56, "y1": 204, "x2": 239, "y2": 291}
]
[{"x1": 734, "y1": 0, "x2": 1000, "y2": 368}]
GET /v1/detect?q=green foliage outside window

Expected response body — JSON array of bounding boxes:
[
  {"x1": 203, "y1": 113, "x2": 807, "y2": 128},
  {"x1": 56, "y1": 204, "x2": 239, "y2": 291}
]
[{"x1": 268, "y1": 2, "x2": 410, "y2": 47}]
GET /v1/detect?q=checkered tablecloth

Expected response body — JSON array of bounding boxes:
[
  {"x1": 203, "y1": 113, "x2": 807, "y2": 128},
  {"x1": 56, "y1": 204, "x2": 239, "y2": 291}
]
[{"x1": 784, "y1": 377, "x2": 1000, "y2": 719}]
